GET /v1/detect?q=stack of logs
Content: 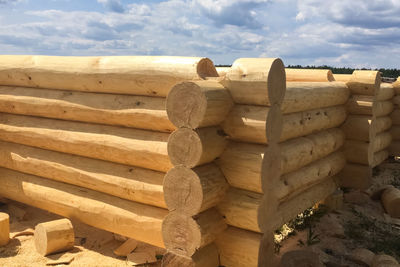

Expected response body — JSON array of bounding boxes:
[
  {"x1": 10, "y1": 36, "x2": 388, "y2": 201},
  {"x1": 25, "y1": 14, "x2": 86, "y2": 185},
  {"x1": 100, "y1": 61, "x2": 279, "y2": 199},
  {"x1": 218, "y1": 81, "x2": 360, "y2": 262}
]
[
  {"x1": 339, "y1": 71, "x2": 394, "y2": 189},
  {"x1": 390, "y1": 79, "x2": 400, "y2": 155},
  {"x1": 0, "y1": 55, "x2": 220, "y2": 249}
]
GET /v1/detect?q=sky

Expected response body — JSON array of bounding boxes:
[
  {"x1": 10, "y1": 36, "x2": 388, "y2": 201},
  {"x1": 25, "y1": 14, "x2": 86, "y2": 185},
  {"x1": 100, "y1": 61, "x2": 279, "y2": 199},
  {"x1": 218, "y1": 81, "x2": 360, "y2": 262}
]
[{"x1": 0, "y1": 0, "x2": 399, "y2": 68}]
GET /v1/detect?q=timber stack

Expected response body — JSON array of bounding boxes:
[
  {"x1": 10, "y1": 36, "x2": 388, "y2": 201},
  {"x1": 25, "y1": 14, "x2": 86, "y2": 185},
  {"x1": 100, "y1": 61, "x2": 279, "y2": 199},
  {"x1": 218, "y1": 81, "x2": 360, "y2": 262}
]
[
  {"x1": 389, "y1": 78, "x2": 400, "y2": 156},
  {"x1": 339, "y1": 71, "x2": 393, "y2": 189}
]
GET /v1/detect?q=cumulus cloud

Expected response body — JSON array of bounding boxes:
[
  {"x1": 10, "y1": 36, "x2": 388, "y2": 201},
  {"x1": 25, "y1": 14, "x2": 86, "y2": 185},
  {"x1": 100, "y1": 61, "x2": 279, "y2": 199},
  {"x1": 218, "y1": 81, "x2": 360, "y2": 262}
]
[{"x1": 97, "y1": 0, "x2": 125, "y2": 13}]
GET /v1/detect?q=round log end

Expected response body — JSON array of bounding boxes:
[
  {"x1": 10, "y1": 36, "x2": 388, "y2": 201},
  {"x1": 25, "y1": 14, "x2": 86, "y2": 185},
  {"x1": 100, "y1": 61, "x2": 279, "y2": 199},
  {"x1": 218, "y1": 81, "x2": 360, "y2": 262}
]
[
  {"x1": 167, "y1": 82, "x2": 208, "y2": 129},
  {"x1": 0, "y1": 212, "x2": 10, "y2": 246},
  {"x1": 261, "y1": 143, "x2": 281, "y2": 192},
  {"x1": 197, "y1": 58, "x2": 218, "y2": 79},
  {"x1": 168, "y1": 128, "x2": 203, "y2": 167},
  {"x1": 162, "y1": 212, "x2": 201, "y2": 257},
  {"x1": 268, "y1": 58, "x2": 286, "y2": 105},
  {"x1": 266, "y1": 105, "x2": 283, "y2": 143},
  {"x1": 164, "y1": 166, "x2": 203, "y2": 216}
]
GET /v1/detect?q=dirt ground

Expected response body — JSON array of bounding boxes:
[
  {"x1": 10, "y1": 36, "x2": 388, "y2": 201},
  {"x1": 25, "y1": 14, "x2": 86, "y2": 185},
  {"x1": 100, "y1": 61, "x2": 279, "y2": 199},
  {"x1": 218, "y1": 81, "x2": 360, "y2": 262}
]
[{"x1": 1, "y1": 160, "x2": 400, "y2": 266}]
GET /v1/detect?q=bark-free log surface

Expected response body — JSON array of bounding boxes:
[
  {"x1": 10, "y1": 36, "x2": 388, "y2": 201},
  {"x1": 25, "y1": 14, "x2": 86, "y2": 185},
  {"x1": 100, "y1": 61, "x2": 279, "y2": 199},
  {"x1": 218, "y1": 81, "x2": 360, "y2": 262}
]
[
  {"x1": 391, "y1": 109, "x2": 400, "y2": 125},
  {"x1": 163, "y1": 164, "x2": 228, "y2": 216},
  {"x1": 337, "y1": 163, "x2": 372, "y2": 190},
  {"x1": 392, "y1": 95, "x2": 400, "y2": 109},
  {"x1": 216, "y1": 67, "x2": 230, "y2": 77},
  {"x1": 162, "y1": 209, "x2": 227, "y2": 257},
  {"x1": 34, "y1": 218, "x2": 74, "y2": 256},
  {"x1": 333, "y1": 74, "x2": 352, "y2": 82},
  {"x1": 377, "y1": 83, "x2": 395, "y2": 101},
  {"x1": 221, "y1": 58, "x2": 286, "y2": 106},
  {"x1": 222, "y1": 104, "x2": 282, "y2": 144},
  {"x1": 285, "y1": 69, "x2": 334, "y2": 82},
  {"x1": 391, "y1": 126, "x2": 400, "y2": 140},
  {"x1": 0, "y1": 113, "x2": 171, "y2": 172},
  {"x1": 281, "y1": 82, "x2": 349, "y2": 114},
  {"x1": 0, "y1": 86, "x2": 175, "y2": 132},
  {"x1": 0, "y1": 168, "x2": 167, "y2": 248},
  {"x1": 371, "y1": 150, "x2": 388, "y2": 168},
  {"x1": 389, "y1": 141, "x2": 400, "y2": 156},
  {"x1": 0, "y1": 55, "x2": 218, "y2": 97},
  {"x1": 346, "y1": 95, "x2": 393, "y2": 117},
  {"x1": 161, "y1": 243, "x2": 220, "y2": 267},
  {"x1": 381, "y1": 187, "x2": 400, "y2": 218},
  {"x1": 347, "y1": 70, "x2": 380, "y2": 96},
  {"x1": 0, "y1": 141, "x2": 166, "y2": 208},
  {"x1": 0, "y1": 213, "x2": 9, "y2": 246},
  {"x1": 217, "y1": 188, "x2": 262, "y2": 233},
  {"x1": 215, "y1": 227, "x2": 267, "y2": 267},
  {"x1": 167, "y1": 127, "x2": 227, "y2": 167},
  {"x1": 341, "y1": 115, "x2": 372, "y2": 141},
  {"x1": 166, "y1": 80, "x2": 233, "y2": 128},
  {"x1": 281, "y1": 106, "x2": 347, "y2": 142}
]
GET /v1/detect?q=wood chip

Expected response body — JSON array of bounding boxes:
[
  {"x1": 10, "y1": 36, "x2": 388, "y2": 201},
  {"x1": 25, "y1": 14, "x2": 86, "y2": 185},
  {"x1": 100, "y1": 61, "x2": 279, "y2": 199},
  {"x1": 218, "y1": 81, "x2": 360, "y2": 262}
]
[
  {"x1": 46, "y1": 254, "x2": 75, "y2": 266},
  {"x1": 11, "y1": 228, "x2": 34, "y2": 239},
  {"x1": 127, "y1": 251, "x2": 157, "y2": 266},
  {"x1": 113, "y1": 239, "x2": 138, "y2": 257}
]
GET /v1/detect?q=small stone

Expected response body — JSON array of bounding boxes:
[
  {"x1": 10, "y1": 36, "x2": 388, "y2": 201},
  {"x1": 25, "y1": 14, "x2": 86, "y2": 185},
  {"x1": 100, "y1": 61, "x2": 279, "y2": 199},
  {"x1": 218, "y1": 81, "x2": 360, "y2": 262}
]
[
  {"x1": 371, "y1": 254, "x2": 398, "y2": 267},
  {"x1": 317, "y1": 214, "x2": 345, "y2": 238},
  {"x1": 349, "y1": 248, "x2": 375, "y2": 266}
]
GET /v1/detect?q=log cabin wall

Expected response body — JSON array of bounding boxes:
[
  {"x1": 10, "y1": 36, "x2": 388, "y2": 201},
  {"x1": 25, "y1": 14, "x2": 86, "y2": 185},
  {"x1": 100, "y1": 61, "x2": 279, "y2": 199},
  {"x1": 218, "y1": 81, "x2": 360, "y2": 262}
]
[{"x1": 389, "y1": 79, "x2": 400, "y2": 155}]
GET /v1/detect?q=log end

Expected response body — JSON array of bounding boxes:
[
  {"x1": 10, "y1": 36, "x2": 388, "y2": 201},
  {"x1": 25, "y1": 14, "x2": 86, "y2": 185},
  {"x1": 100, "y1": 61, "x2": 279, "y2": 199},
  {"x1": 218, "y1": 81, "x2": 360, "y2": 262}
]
[
  {"x1": 268, "y1": 58, "x2": 286, "y2": 105},
  {"x1": 197, "y1": 58, "x2": 219, "y2": 79},
  {"x1": 266, "y1": 105, "x2": 283, "y2": 143},
  {"x1": 168, "y1": 128, "x2": 203, "y2": 167},
  {"x1": 0, "y1": 212, "x2": 10, "y2": 246}
]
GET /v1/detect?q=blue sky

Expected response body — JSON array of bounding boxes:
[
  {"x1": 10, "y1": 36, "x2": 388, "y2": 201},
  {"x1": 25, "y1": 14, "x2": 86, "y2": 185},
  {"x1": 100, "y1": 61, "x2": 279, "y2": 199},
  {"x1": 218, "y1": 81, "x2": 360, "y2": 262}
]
[{"x1": 0, "y1": 0, "x2": 399, "y2": 68}]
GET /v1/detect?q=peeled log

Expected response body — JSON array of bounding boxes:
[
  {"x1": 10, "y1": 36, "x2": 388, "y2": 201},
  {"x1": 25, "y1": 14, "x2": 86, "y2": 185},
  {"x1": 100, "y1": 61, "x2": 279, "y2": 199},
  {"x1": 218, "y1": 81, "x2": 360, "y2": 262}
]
[
  {"x1": 347, "y1": 70, "x2": 380, "y2": 96},
  {"x1": 216, "y1": 67, "x2": 230, "y2": 77},
  {"x1": 372, "y1": 116, "x2": 392, "y2": 135},
  {"x1": 215, "y1": 227, "x2": 266, "y2": 267},
  {"x1": 333, "y1": 74, "x2": 352, "y2": 82},
  {"x1": 222, "y1": 104, "x2": 282, "y2": 144},
  {"x1": 371, "y1": 150, "x2": 388, "y2": 168},
  {"x1": 381, "y1": 187, "x2": 400, "y2": 218},
  {"x1": 343, "y1": 140, "x2": 370, "y2": 165},
  {"x1": 392, "y1": 95, "x2": 400, "y2": 109},
  {"x1": 281, "y1": 106, "x2": 347, "y2": 142},
  {"x1": 377, "y1": 83, "x2": 395, "y2": 101},
  {"x1": 0, "y1": 141, "x2": 165, "y2": 208},
  {"x1": 391, "y1": 126, "x2": 400, "y2": 140},
  {"x1": 391, "y1": 109, "x2": 400, "y2": 125},
  {"x1": 278, "y1": 152, "x2": 345, "y2": 202},
  {"x1": 0, "y1": 213, "x2": 9, "y2": 246},
  {"x1": 0, "y1": 86, "x2": 175, "y2": 132},
  {"x1": 162, "y1": 209, "x2": 227, "y2": 257},
  {"x1": 0, "y1": 113, "x2": 171, "y2": 172},
  {"x1": 371, "y1": 131, "x2": 392, "y2": 152},
  {"x1": 217, "y1": 188, "x2": 262, "y2": 233},
  {"x1": 221, "y1": 58, "x2": 286, "y2": 106},
  {"x1": 337, "y1": 163, "x2": 372, "y2": 190},
  {"x1": 389, "y1": 141, "x2": 400, "y2": 156},
  {"x1": 166, "y1": 80, "x2": 233, "y2": 128},
  {"x1": 346, "y1": 95, "x2": 393, "y2": 117},
  {"x1": 0, "y1": 168, "x2": 167, "y2": 248},
  {"x1": 163, "y1": 164, "x2": 229, "y2": 216},
  {"x1": 0, "y1": 55, "x2": 218, "y2": 97},
  {"x1": 34, "y1": 218, "x2": 74, "y2": 256},
  {"x1": 394, "y1": 79, "x2": 400, "y2": 95},
  {"x1": 281, "y1": 82, "x2": 349, "y2": 114},
  {"x1": 341, "y1": 115, "x2": 372, "y2": 141},
  {"x1": 167, "y1": 127, "x2": 227, "y2": 167},
  {"x1": 285, "y1": 69, "x2": 334, "y2": 82},
  {"x1": 161, "y1": 243, "x2": 220, "y2": 267}
]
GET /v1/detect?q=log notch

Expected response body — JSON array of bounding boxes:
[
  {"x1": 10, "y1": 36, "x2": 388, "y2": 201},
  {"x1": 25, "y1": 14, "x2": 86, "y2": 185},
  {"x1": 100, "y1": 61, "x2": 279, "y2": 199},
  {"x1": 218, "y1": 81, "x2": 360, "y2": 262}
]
[
  {"x1": 163, "y1": 164, "x2": 229, "y2": 216},
  {"x1": 167, "y1": 127, "x2": 227, "y2": 168},
  {"x1": 281, "y1": 82, "x2": 349, "y2": 114},
  {"x1": 0, "y1": 167, "x2": 167, "y2": 248},
  {"x1": 333, "y1": 74, "x2": 352, "y2": 82},
  {"x1": 0, "y1": 212, "x2": 9, "y2": 246},
  {"x1": 220, "y1": 58, "x2": 286, "y2": 106},
  {"x1": 0, "y1": 86, "x2": 175, "y2": 132},
  {"x1": 166, "y1": 80, "x2": 233, "y2": 129},
  {"x1": 346, "y1": 70, "x2": 380, "y2": 96},
  {"x1": 0, "y1": 113, "x2": 171, "y2": 172},
  {"x1": 161, "y1": 243, "x2": 220, "y2": 267},
  {"x1": 0, "y1": 140, "x2": 166, "y2": 208},
  {"x1": 0, "y1": 55, "x2": 218, "y2": 97},
  {"x1": 216, "y1": 67, "x2": 230, "y2": 77},
  {"x1": 285, "y1": 69, "x2": 334, "y2": 82},
  {"x1": 377, "y1": 83, "x2": 395, "y2": 101},
  {"x1": 162, "y1": 209, "x2": 227, "y2": 257},
  {"x1": 346, "y1": 95, "x2": 393, "y2": 117},
  {"x1": 34, "y1": 218, "x2": 75, "y2": 256}
]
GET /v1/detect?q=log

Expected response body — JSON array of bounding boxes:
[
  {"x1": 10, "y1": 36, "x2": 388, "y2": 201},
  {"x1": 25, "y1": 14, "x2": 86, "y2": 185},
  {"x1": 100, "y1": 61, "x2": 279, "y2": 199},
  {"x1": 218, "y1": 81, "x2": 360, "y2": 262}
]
[
  {"x1": 343, "y1": 140, "x2": 370, "y2": 165},
  {"x1": 0, "y1": 55, "x2": 218, "y2": 97},
  {"x1": 0, "y1": 212, "x2": 9, "y2": 246},
  {"x1": 285, "y1": 69, "x2": 334, "y2": 82},
  {"x1": 389, "y1": 141, "x2": 400, "y2": 156},
  {"x1": 371, "y1": 149, "x2": 388, "y2": 168},
  {"x1": 0, "y1": 141, "x2": 165, "y2": 208},
  {"x1": 391, "y1": 109, "x2": 400, "y2": 125},
  {"x1": 393, "y1": 95, "x2": 400, "y2": 108},
  {"x1": 394, "y1": 79, "x2": 400, "y2": 95},
  {"x1": 372, "y1": 116, "x2": 392, "y2": 136},
  {"x1": 162, "y1": 209, "x2": 227, "y2": 257},
  {"x1": 216, "y1": 67, "x2": 230, "y2": 77},
  {"x1": 346, "y1": 95, "x2": 393, "y2": 117},
  {"x1": 167, "y1": 127, "x2": 227, "y2": 167},
  {"x1": 217, "y1": 188, "x2": 262, "y2": 233},
  {"x1": 337, "y1": 163, "x2": 372, "y2": 190},
  {"x1": 0, "y1": 113, "x2": 171, "y2": 172},
  {"x1": 281, "y1": 82, "x2": 349, "y2": 114},
  {"x1": 0, "y1": 168, "x2": 167, "y2": 248},
  {"x1": 215, "y1": 226, "x2": 266, "y2": 267},
  {"x1": 281, "y1": 106, "x2": 347, "y2": 142},
  {"x1": 161, "y1": 243, "x2": 220, "y2": 267},
  {"x1": 333, "y1": 74, "x2": 352, "y2": 82},
  {"x1": 391, "y1": 126, "x2": 400, "y2": 140},
  {"x1": 377, "y1": 83, "x2": 395, "y2": 101},
  {"x1": 166, "y1": 80, "x2": 233, "y2": 129},
  {"x1": 341, "y1": 115, "x2": 373, "y2": 141},
  {"x1": 278, "y1": 152, "x2": 345, "y2": 202},
  {"x1": 222, "y1": 104, "x2": 282, "y2": 144},
  {"x1": 220, "y1": 58, "x2": 286, "y2": 106},
  {"x1": 347, "y1": 70, "x2": 380, "y2": 96},
  {"x1": 381, "y1": 187, "x2": 400, "y2": 218},
  {"x1": 163, "y1": 164, "x2": 229, "y2": 216},
  {"x1": 371, "y1": 131, "x2": 392, "y2": 152},
  {"x1": 34, "y1": 218, "x2": 74, "y2": 256},
  {"x1": 0, "y1": 86, "x2": 175, "y2": 132}
]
